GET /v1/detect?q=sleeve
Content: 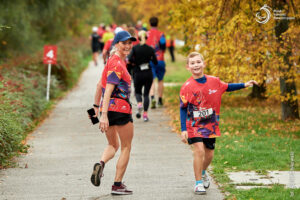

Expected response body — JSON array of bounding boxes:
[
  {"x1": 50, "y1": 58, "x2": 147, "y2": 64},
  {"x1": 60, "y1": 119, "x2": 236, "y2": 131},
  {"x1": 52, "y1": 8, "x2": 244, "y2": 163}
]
[
  {"x1": 159, "y1": 34, "x2": 166, "y2": 51},
  {"x1": 106, "y1": 61, "x2": 122, "y2": 85},
  {"x1": 218, "y1": 78, "x2": 228, "y2": 94},
  {"x1": 226, "y1": 83, "x2": 245, "y2": 92},
  {"x1": 180, "y1": 106, "x2": 187, "y2": 131},
  {"x1": 151, "y1": 47, "x2": 158, "y2": 65},
  {"x1": 179, "y1": 85, "x2": 189, "y2": 108},
  {"x1": 103, "y1": 40, "x2": 110, "y2": 51}
]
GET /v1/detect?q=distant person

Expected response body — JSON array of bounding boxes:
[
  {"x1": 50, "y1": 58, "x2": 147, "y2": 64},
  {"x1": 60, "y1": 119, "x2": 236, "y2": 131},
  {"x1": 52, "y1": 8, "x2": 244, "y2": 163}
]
[
  {"x1": 90, "y1": 30, "x2": 136, "y2": 195},
  {"x1": 102, "y1": 27, "x2": 123, "y2": 64},
  {"x1": 97, "y1": 23, "x2": 105, "y2": 52},
  {"x1": 90, "y1": 26, "x2": 100, "y2": 66},
  {"x1": 127, "y1": 27, "x2": 139, "y2": 46},
  {"x1": 126, "y1": 27, "x2": 140, "y2": 76},
  {"x1": 135, "y1": 20, "x2": 143, "y2": 31},
  {"x1": 166, "y1": 35, "x2": 175, "y2": 62},
  {"x1": 128, "y1": 30, "x2": 157, "y2": 121},
  {"x1": 146, "y1": 17, "x2": 166, "y2": 108},
  {"x1": 179, "y1": 52, "x2": 257, "y2": 195},
  {"x1": 102, "y1": 26, "x2": 114, "y2": 44},
  {"x1": 142, "y1": 22, "x2": 148, "y2": 31}
]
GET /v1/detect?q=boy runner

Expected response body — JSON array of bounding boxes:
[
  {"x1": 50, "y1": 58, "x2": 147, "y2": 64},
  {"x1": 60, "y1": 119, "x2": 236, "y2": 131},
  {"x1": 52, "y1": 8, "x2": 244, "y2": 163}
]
[{"x1": 180, "y1": 52, "x2": 257, "y2": 195}]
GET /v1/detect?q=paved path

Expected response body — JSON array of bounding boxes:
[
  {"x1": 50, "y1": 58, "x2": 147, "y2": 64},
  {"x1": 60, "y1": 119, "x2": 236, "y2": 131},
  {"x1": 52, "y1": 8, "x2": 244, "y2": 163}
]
[{"x1": 0, "y1": 60, "x2": 224, "y2": 200}]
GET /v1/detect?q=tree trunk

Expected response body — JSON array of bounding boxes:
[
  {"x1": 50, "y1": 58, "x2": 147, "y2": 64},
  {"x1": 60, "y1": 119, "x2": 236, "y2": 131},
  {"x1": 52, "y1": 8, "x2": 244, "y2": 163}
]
[{"x1": 273, "y1": 0, "x2": 299, "y2": 120}]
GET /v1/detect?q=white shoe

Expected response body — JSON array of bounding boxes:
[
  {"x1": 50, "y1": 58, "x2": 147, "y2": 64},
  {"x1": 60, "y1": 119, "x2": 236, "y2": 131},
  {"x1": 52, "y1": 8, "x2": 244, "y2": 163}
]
[
  {"x1": 202, "y1": 173, "x2": 210, "y2": 189},
  {"x1": 194, "y1": 183, "x2": 206, "y2": 195}
]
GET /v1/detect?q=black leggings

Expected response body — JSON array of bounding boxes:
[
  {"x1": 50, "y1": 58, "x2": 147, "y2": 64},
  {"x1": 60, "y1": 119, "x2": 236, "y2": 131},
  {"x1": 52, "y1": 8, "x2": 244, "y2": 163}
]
[{"x1": 133, "y1": 70, "x2": 153, "y2": 112}]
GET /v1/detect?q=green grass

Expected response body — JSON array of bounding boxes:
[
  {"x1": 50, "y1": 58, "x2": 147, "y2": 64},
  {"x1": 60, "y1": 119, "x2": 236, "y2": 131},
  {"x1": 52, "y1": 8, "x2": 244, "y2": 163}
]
[
  {"x1": 164, "y1": 52, "x2": 191, "y2": 83},
  {"x1": 163, "y1": 53, "x2": 300, "y2": 199}
]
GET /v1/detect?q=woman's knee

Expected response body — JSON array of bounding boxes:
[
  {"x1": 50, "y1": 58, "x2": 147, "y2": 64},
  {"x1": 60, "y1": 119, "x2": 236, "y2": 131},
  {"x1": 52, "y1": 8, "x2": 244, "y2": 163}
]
[
  {"x1": 111, "y1": 143, "x2": 119, "y2": 152},
  {"x1": 121, "y1": 145, "x2": 131, "y2": 152}
]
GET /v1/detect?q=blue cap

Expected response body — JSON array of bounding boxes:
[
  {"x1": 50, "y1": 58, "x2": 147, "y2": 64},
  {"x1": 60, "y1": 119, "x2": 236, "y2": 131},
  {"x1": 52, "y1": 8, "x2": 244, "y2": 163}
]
[{"x1": 112, "y1": 31, "x2": 136, "y2": 45}]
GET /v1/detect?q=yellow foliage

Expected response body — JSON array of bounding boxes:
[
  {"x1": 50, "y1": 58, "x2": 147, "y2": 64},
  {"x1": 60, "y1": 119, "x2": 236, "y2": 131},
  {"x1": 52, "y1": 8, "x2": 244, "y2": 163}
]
[{"x1": 122, "y1": 0, "x2": 300, "y2": 111}]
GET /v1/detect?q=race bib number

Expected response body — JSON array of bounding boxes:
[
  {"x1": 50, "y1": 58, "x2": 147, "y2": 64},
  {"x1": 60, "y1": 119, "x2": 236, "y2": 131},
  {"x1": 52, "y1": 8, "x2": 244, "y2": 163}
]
[
  {"x1": 193, "y1": 108, "x2": 213, "y2": 118},
  {"x1": 140, "y1": 63, "x2": 149, "y2": 70}
]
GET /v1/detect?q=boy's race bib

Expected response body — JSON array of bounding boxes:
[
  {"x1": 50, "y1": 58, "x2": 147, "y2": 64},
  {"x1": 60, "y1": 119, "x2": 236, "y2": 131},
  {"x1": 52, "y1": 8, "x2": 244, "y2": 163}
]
[
  {"x1": 140, "y1": 63, "x2": 149, "y2": 70},
  {"x1": 193, "y1": 108, "x2": 213, "y2": 119}
]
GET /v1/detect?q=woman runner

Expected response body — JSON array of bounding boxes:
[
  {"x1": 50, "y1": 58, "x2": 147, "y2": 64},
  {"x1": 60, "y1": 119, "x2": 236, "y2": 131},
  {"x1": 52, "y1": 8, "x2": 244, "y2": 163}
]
[
  {"x1": 128, "y1": 30, "x2": 158, "y2": 121},
  {"x1": 91, "y1": 31, "x2": 136, "y2": 195}
]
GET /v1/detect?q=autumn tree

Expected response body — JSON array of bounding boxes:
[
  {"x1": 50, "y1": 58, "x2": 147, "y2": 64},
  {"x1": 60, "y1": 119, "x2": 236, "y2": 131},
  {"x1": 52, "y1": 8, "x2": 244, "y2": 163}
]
[{"x1": 122, "y1": 0, "x2": 299, "y2": 120}]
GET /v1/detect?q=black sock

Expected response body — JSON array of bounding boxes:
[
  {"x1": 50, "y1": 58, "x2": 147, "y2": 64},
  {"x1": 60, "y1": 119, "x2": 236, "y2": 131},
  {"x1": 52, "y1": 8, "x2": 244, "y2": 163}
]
[
  {"x1": 100, "y1": 160, "x2": 105, "y2": 167},
  {"x1": 151, "y1": 96, "x2": 154, "y2": 100},
  {"x1": 114, "y1": 182, "x2": 121, "y2": 186},
  {"x1": 158, "y1": 97, "x2": 163, "y2": 104}
]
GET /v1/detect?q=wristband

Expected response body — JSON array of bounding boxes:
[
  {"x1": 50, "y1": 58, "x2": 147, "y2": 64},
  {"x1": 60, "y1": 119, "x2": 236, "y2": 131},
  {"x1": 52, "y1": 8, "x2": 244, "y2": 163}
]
[{"x1": 93, "y1": 104, "x2": 100, "y2": 108}]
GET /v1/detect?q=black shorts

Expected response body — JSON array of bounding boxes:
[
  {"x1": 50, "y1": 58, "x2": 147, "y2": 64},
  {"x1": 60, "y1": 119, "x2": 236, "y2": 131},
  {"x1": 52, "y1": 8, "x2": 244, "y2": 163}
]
[
  {"x1": 101, "y1": 111, "x2": 133, "y2": 126},
  {"x1": 92, "y1": 45, "x2": 99, "y2": 53},
  {"x1": 187, "y1": 137, "x2": 216, "y2": 150}
]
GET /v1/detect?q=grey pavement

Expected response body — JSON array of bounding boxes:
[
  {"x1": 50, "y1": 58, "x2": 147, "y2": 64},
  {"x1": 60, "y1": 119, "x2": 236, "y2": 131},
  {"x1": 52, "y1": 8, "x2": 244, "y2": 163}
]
[{"x1": 0, "y1": 59, "x2": 224, "y2": 200}]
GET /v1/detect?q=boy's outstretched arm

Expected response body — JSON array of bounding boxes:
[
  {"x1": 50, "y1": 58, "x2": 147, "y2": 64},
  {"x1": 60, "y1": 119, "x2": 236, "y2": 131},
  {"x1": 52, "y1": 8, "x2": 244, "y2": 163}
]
[
  {"x1": 226, "y1": 80, "x2": 258, "y2": 92},
  {"x1": 245, "y1": 80, "x2": 258, "y2": 87}
]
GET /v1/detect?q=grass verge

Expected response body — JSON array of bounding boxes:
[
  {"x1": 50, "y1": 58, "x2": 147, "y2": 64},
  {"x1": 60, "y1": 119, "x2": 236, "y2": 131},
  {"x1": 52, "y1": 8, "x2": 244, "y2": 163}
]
[
  {"x1": 163, "y1": 50, "x2": 300, "y2": 199},
  {"x1": 164, "y1": 86, "x2": 300, "y2": 199}
]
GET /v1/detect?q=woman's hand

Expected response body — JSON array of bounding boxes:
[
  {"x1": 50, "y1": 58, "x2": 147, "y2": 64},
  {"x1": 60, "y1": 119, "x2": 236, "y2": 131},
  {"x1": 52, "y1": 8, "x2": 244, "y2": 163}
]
[
  {"x1": 93, "y1": 107, "x2": 99, "y2": 117},
  {"x1": 245, "y1": 80, "x2": 258, "y2": 87},
  {"x1": 181, "y1": 131, "x2": 188, "y2": 144},
  {"x1": 99, "y1": 112, "x2": 109, "y2": 133}
]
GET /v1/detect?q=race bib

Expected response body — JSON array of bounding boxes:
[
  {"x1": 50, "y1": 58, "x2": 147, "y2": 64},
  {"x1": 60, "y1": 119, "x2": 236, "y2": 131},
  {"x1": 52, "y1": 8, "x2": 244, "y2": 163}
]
[
  {"x1": 140, "y1": 63, "x2": 149, "y2": 70},
  {"x1": 193, "y1": 108, "x2": 213, "y2": 118}
]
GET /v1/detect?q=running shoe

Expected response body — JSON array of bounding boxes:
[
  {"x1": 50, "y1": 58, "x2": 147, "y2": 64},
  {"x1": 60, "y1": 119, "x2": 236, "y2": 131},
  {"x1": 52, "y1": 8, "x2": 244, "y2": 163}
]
[
  {"x1": 143, "y1": 113, "x2": 149, "y2": 122},
  {"x1": 111, "y1": 183, "x2": 133, "y2": 195},
  {"x1": 90, "y1": 162, "x2": 104, "y2": 187},
  {"x1": 202, "y1": 173, "x2": 210, "y2": 189},
  {"x1": 136, "y1": 105, "x2": 143, "y2": 118},
  {"x1": 194, "y1": 183, "x2": 206, "y2": 195},
  {"x1": 157, "y1": 100, "x2": 163, "y2": 107},
  {"x1": 151, "y1": 99, "x2": 156, "y2": 109}
]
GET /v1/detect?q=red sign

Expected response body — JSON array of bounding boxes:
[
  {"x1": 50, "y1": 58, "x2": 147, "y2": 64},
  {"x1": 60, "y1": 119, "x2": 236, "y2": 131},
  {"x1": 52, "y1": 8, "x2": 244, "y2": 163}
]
[{"x1": 43, "y1": 45, "x2": 57, "y2": 64}]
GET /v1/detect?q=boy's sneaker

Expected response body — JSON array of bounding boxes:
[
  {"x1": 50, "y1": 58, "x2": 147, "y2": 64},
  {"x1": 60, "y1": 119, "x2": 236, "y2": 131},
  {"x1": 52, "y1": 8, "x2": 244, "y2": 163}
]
[
  {"x1": 136, "y1": 105, "x2": 143, "y2": 118},
  {"x1": 202, "y1": 173, "x2": 210, "y2": 189},
  {"x1": 194, "y1": 183, "x2": 206, "y2": 195},
  {"x1": 143, "y1": 113, "x2": 149, "y2": 122},
  {"x1": 90, "y1": 162, "x2": 104, "y2": 187},
  {"x1": 151, "y1": 99, "x2": 156, "y2": 109},
  {"x1": 111, "y1": 183, "x2": 133, "y2": 195}
]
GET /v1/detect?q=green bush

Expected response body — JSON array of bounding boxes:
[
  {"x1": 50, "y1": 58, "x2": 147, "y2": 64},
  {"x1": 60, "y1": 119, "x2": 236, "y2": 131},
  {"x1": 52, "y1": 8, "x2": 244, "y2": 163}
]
[{"x1": 0, "y1": 38, "x2": 90, "y2": 167}]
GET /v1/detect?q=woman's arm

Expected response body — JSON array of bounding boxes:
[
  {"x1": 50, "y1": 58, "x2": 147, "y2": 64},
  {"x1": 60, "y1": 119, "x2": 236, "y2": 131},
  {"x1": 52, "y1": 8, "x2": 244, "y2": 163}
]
[
  {"x1": 99, "y1": 83, "x2": 115, "y2": 132},
  {"x1": 93, "y1": 77, "x2": 102, "y2": 116}
]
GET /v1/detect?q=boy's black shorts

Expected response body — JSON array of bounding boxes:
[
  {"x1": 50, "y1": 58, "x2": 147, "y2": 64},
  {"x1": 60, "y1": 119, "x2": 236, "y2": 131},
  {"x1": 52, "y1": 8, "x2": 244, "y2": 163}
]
[
  {"x1": 187, "y1": 137, "x2": 216, "y2": 150},
  {"x1": 106, "y1": 111, "x2": 133, "y2": 126}
]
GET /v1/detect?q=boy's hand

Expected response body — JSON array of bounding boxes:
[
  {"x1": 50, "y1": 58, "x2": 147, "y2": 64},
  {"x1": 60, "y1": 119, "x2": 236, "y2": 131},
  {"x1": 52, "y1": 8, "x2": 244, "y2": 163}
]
[
  {"x1": 181, "y1": 131, "x2": 188, "y2": 144},
  {"x1": 245, "y1": 80, "x2": 258, "y2": 87}
]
